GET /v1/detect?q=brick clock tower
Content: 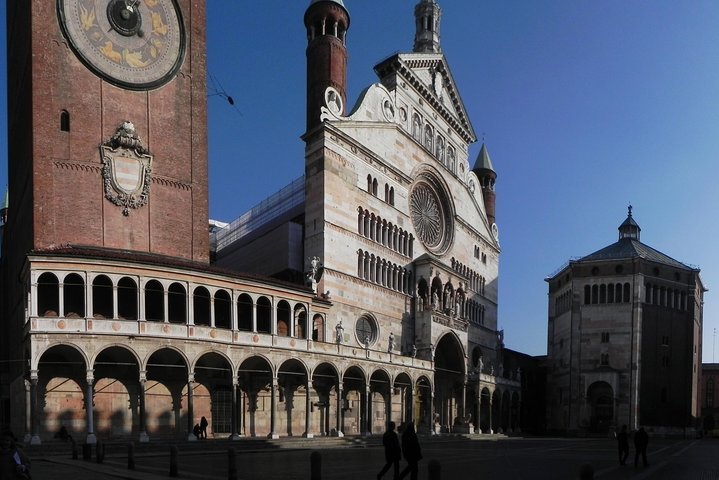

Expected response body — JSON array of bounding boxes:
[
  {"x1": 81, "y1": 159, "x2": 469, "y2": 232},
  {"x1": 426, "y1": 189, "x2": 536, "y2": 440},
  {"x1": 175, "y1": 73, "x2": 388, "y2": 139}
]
[{"x1": 5, "y1": 0, "x2": 208, "y2": 263}]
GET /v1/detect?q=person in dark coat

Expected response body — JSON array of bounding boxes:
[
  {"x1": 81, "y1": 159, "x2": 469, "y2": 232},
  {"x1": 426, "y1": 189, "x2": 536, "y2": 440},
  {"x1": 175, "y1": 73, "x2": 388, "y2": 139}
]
[
  {"x1": 0, "y1": 430, "x2": 31, "y2": 479},
  {"x1": 398, "y1": 421, "x2": 422, "y2": 480},
  {"x1": 193, "y1": 423, "x2": 201, "y2": 439},
  {"x1": 377, "y1": 421, "x2": 401, "y2": 480},
  {"x1": 200, "y1": 416, "x2": 209, "y2": 439},
  {"x1": 634, "y1": 426, "x2": 649, "y2": 467},
  {"x1": 617, "y1": 425, "x2": 629, "y2": 465}
]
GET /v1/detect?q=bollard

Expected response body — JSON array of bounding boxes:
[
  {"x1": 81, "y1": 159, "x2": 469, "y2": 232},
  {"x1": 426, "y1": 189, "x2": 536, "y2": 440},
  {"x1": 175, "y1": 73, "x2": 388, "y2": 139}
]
[
  {"x1": 169, "y1": 445, "x2": 179, "y2": 477},
  {"x1": 579, "y1": 463, "x2": 594, "y2": 480},
  {"x1": 96, "y1": 440, "x2": 104, "y2": 464},
  {"x1": 127, "y1": 442, "x2": 135, "y2": 470},
  {"x1": 82, "y1": 443, "x2": 92, "y2": 461},
  {"x1": 310, "y1": 451, "x2": 322, "y2": 480},
  {"x1": 71, "y1": 438, "x2": 78, "y2": 460},
  {"x1": 428, "y1": 459, "x2": 441, "y2": 480},
  {"x1": 227, "y1": 448, "x2": 238, "y2": 480}
]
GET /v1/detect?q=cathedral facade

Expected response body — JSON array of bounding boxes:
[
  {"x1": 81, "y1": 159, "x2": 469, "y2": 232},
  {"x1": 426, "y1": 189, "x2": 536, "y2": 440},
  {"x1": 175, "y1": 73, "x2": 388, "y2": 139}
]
[
  {"x1": 545, "y1": 210, "x2": 705, "y2": 435},
  {"x1": 1, "y1": 0, "x2": 519, "y2": 444}
]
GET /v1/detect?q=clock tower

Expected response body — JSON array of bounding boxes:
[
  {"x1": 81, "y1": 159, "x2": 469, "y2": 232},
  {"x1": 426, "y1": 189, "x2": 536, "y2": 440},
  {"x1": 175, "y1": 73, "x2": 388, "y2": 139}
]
[{"x1": 5, "y1": 0, "x2": 208, "y2": 262}]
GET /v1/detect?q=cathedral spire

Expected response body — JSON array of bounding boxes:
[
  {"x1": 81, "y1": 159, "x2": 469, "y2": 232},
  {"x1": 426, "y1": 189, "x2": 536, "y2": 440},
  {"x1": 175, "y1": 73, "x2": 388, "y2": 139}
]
[{"x1": 414, "y1": 0, "x2": 441, "y2": 53}]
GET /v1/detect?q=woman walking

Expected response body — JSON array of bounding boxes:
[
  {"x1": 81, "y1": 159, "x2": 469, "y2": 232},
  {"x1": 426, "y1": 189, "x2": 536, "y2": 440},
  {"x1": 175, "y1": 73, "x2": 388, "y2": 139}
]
[{"x1": 398, "y1": 422, "x2": 422, "y2": 480}]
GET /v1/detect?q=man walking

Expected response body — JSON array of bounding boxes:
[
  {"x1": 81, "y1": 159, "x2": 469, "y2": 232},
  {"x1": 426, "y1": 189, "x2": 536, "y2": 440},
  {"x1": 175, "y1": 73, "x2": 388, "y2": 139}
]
[
  {"x1": 634, "y1": 427, "x2": 649, "y2": 467},
  {"x1": 377, "y1": 421, "x2": 401, "y2": 480},
  {"x1": 617, "y1": 425, "x2": 629, "y2": 465}
]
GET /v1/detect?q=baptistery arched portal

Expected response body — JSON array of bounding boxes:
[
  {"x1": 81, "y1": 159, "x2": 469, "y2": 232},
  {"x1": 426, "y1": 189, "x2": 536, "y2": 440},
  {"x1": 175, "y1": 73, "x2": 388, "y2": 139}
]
[
  {"x1": 37, "y1": 344, "x2": 88, "y2": 439},
  {"x1": 238, "y1": 356, "x2": 273, "y2": 437},
  {"x1": 587, "y1": 381, "x2": 614, "y2": 433},
  {"x1": 434, "y1": 333, "x2": 465, "y2": 432},
  {"x1": 93, "y1": 346, "x2": 140, "y2": 436},
  {"x1": 145, "y1": 348, "x2": 189, "y2": 437},
  {"x1": 195, "y1": 352, "x2": 233, "y2": 436}
]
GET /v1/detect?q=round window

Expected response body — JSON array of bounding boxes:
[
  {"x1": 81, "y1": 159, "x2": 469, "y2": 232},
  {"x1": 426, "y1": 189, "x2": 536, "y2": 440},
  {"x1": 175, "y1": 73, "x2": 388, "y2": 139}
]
[
  {"x1": 355, "y1": 314, "x2": 378, "y2": 347},
  {"x1": 409, "y1": 173, "x2": 454, "y2": 255}
]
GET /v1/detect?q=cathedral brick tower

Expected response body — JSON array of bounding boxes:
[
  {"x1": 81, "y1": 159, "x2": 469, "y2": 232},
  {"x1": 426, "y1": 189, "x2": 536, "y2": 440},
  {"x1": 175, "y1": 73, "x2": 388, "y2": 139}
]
[
  {"x1": 472, "y1": 143, "x2": 497, "y2": 228},
  {"x1": 304, "y1": 0, "x2": 350, "y2": 132},
  {"x1": 5, "y1": 0, "x2": 208, "y2": 262}
]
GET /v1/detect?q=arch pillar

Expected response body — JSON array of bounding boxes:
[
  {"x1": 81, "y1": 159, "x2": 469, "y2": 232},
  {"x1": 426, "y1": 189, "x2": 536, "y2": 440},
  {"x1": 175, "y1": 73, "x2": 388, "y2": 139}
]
[
  {"x1": 29, "y1": 371, "x2": 41, "y2": 445},
  {"x1": 139, "y1": 370, "x2": 149, "y2": 442},
  {"x1": 363, "y1": 385, "x2": 370, "y2": 437},
  {"x1": 334, "y1": 383, "x2": 344, "y2": 437},
  {"x1": 186, "y1": 373, "x2": 196, "y2": 441},
  {"x1": 303, "y1": 377, "x2": 313, "y2": 438},
  {"x1": 231, "y1": 376, "x2": 241, "y2": 440},
  {"x1": 85, "y1": 370, "x2": 97, "y2": 444},
  {"x1": 269, "y1": 375, "x2": 279, "y2": 439}
]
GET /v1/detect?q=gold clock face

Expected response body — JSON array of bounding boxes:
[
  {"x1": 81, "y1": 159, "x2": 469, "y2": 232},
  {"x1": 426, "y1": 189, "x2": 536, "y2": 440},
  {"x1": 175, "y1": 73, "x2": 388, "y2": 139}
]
[{"x1": 58, "y1": 0, "x2": 185, "y2": 90}]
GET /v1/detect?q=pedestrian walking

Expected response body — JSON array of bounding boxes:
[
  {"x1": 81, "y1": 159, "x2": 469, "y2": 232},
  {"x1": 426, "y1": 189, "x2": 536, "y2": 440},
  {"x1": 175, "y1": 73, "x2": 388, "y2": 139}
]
[
  {"x1": 634, "y1": 426, "x2": 648, "y2": 467},
  {"x1": 377, "y1": 421, "x2": 401, "y2": 480},
  {"x1": 617, "y1": 425, "x2": 629, "y2": 465},
  {"x1": 398, "y1": 421, "x2": 422, "y2": 480},
  {"x1": 200, "y1": 416, "x2": 209, "y2": 439}
]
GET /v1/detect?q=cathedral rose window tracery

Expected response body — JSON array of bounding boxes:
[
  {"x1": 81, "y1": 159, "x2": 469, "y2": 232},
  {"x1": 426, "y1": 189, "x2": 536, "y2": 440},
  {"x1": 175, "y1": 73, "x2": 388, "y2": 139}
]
[{"x1": 409, "y1": 174, "x2": 454, "y2": 255}]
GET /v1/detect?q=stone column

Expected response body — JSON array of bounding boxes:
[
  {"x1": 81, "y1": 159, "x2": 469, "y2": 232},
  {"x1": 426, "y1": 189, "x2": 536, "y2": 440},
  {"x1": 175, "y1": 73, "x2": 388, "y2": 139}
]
[
  {"x1": 186, "y1": 373, "x2": 196, "y2": 441},
  {"x1": 303, "y1": 378, "x2": 313, "y2": 438},
  {"x1": 363, "y1": 385, "x2": 370, "y2": 436},
  {"x1": 428, "y1": 392, "x2": 434, "y2": 435},
  {"x1": 269, "y1": 376, "x2": 279, "y2": 439},
  {"x1": 29, "y1": 372, "x2": 41, "y2": 445},
  {"x1": 139, "y1": 370, "x2": 149, "y2": 442},
  {"x1": 334, "y1": 383, "x2": 344, "y2": 437},
  {"x1": 387, "y1": 386, "x2": 393, "y2": 426},
  {"x1": 112, "y1": 284, "x2": 119, "y2": 320},
  {"x1": 488, "y1": 394, "x2": 494, "y2": 434},
  {"x1": 231, "y1": 377, "x2": 240, "y2": 440},
  {"x1": 251, "y1": 302, "x2": 257, "y2": 332},
  {"x1": 475, "y1": 385, "x2": 481, "y2": 434},
  {"x1": 85, "y1": 370, "x2": 97, "y2": 444}
]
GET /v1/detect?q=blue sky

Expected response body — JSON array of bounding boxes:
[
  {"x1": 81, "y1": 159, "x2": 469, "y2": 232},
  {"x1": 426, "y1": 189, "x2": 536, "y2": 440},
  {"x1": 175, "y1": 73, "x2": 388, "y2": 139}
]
[{"x1": 2, "y1": 1, "x2": 719, "y2": 361}]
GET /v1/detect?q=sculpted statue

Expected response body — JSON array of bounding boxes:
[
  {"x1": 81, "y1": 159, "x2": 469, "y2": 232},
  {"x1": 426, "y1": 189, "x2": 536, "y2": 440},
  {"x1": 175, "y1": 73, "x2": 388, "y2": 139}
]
[
  {"x1": 335, "y1": 320, "x2": 344, "y2": 344},
  {"x1": 388, "y1": 332, "x2": 395, "y2": 352}
]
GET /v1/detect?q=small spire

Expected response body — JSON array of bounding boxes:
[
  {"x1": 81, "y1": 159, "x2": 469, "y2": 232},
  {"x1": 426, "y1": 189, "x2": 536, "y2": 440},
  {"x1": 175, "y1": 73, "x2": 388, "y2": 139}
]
[
  {"x1": 618, "y1": 206, "x2": 640, "y2": 241},
  {"x1": 413, "y1": 0, "x2": 442, "y2": 53},
  {"x1": 628, "y1": 204, "x2": 633, "y2": 217}
]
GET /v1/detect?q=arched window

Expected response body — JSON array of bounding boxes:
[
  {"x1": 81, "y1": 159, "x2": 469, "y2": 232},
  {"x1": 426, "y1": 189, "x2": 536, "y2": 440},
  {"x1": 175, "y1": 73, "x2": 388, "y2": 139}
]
[
  {"x1": 312, "y1": 314, "x2": 325, "y2": 342},
  {"x1": 38, "y1": 272, "x2": 60, "y2": 317},
  {"x1": 599, "y1": 284, "x2": 606, "y2": 303},
  {"x1": 60, "y1": 109, "x2": 70, "y2": 132},
  {"x1": 615, "y1": 283, "x2": 623, "y2": 303},
  {"x1": 118, "y1": 277, "x2": 138, "y2": 320},
  {"x1": 384, "y1": 184, "x2": 389, "y2": 202},
  {"x1": 623, "y1": 283, "x2": 630, "y2": 303},
  {"x1": 256, "y1": 296, "x2": 272, "y2": 333},
  {"x1": 436, "y1": 135, "x2": 445, "y2": 163},
  {"x1": 237, "y1": 294, "x2": 253, "y2": 331},
  {"x1": 645, "y1": 283, "x2": 652, "y2": 303},
  {"x1": 214, "y1": 290, "x2": 231, "y2": 329},
  {"x1": 584, "y1": 285, "x2": 590, "y2": 305},
  {"x1": 193, "y1": 286, "x2": 211, "y2": 326},
  {"x1": 168, "y1": 282, "x2": 186, "y2": 324},
  {"x1": 63, "y1": 273, "x2": 85, "y2": 318},
  {"x1": 277, "y1": 300, "x2": 291, "y2": 336},
  {"x1": 591, "y1": 285, "x2": 598, "y2": 304},
  {"x1": 607, "y1": 283, "x2": 615, "y2": 303},
  {"x1": 294, "y1": 305, "x2": 307, "y2": 339},
  {"x1": 447, "y1": 146, "x2": 456, "y2": 173},
  {"x1": 372, "y1": 178, "x2": 378, "y2": 196},
  {"x1": 367, "y1": 175, "x2": 372, "y2": 193},
  {"x1": 412, "y1": 114, "x2": 422, "y2": 141},
  {"x1": 389, "y1": 187, "x2": 395, "y2": 205},
  {"x1": 92, "y1": 275, "x2": 113, "y2": 319},
  {"x1": 144, "y1": 280, "x2": 164, "y2": 321}
]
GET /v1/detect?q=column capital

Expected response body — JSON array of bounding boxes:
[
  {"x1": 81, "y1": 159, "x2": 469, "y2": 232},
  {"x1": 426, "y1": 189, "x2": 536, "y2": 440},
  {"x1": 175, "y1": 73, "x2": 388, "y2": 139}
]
[
  {"x1": 188, "y1": 372, "x2": 195, "y2": 384},
  {"x1": 86, "y1": 369, "x2": 94, "y2": 383},
  {"x1": 29, "y1": 370, "x2": 39, "y2": 381},
  {"x1": 139, "y1": 370, "x2": 147, "y2": 383}
]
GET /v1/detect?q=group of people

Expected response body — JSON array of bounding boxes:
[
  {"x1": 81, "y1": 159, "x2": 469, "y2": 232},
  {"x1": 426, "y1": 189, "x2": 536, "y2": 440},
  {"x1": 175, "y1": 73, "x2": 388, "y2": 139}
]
[
  {"x1": 192, "y1": 416, "x2": 209, "y2": 440},
  {"x1": 377, "y1": 421, "x2": 423, "y2": 480},
  {"x1": 616, "y1": 425, "x2": 649, "y2": 467}
]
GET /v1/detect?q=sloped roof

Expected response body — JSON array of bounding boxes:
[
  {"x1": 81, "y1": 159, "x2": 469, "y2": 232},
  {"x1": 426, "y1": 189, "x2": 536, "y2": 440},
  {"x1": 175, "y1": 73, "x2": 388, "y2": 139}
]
[
  {"x1": 579, "y1": 238, "x2": 694, "y2": 270},
  {"x1": 472, "y1": 143, "x2": 495, "y2": 172}
]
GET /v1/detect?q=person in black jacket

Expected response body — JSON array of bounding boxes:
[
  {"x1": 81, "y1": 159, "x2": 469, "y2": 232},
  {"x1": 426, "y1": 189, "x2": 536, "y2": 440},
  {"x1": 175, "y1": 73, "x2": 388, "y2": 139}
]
[
  {"x1": 634, "y1": 427, "x2": 649, "y2": 467},
  {"x1": 617, "y1": 425, "x2": 629, "y2": 465},
  {"x1": 377, "y1": 421, "x2": 401, "y2": 480},
  {"x1": 398, "y1": 421, "x2": 422, "y2": 480}
]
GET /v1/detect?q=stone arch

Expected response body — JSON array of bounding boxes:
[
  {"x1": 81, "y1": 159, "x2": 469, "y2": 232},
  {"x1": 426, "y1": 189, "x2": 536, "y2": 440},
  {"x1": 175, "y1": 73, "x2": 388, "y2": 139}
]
[
  {"x1": 193, "y1": 286, "x2": 211, "y2": 326},
  {"x1": 168, "y1": 282, "x2": 187, "y2": 324},
  {"x1": 343, "y1": 365, "x2": 367, "y2": 435},
  {"x1": 256, "y1": 296, "x2": 272, "y2": 334},
  {"x1": 311, "y1": 362, "x2": 340, "y2": 437},
  {"x1": 214, "y1": 289, "x2": 232, "y2": 329},
  {"x1": 293, "y1": 304, "x2": 308, "y2": 339},
  {"x1": 145, "y1": 348, "x2": 190, "y2": 437},
  {"x1": 238, "y1": 356, "x2": 274, "y2": 437},
  {"x1": 194, "y1": 351, "x2": 234, "y2": 436},
  {"x1": 434, "y1": 332, "x2": 466, "y2": 432},
  {"x1": 415, "y1": 375, "x2": 433, "y2": 434},
  {"x1": 63, "y1": 272, "x2": 85, "y2": 318},
  {"x1": 479, "y1": 387, "x2": 491, "y2": 433},
  {"x1": 501, "y1": 390, "x2": 511, "y2": 432},
  {"x1": 237, "y1": 293, "x2": 253, "y2": 331},
  {"x1": 586, "y1": 381, "x2": 614, "y2": 433},
  {"x1": 393, "y1": 372, "x2": 413, "y2": 427},
  {"x1": 37, "y1": 344, "x2": 89, "y2": 438},
  {"x1": 369, "y1": 369, "x2": 392, "y2": 434},
  {"x1": 312, "y1": 314, "x2": 325, "y2": 342},
  {"x1": 277, "y1": 358, "x2": 310, "y2": 437},
  {"x1": 144, "y1": 279, "x2": 164, "y2": 322},
  {"x1": 118, "y1": 276, "x2": 138, "y2": 320},
  {"x1": 277, "y1": 300, "x2": 291, "y2": 337},
  {"x1": 37, "y1": 272, "x2": 60, "y2": 317},
  {"x1": 91, "y1": 274, "x2": 113, "y2": 319},
  {"x1": 93, "y1": 346, "x2": 141, "y2": 436}
]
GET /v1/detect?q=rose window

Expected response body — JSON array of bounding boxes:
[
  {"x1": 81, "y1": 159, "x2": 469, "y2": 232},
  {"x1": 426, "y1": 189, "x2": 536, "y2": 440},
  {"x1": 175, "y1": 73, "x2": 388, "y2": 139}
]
[{"x1": 410, "y1": 177, "x2": 453, "y2": 254}]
